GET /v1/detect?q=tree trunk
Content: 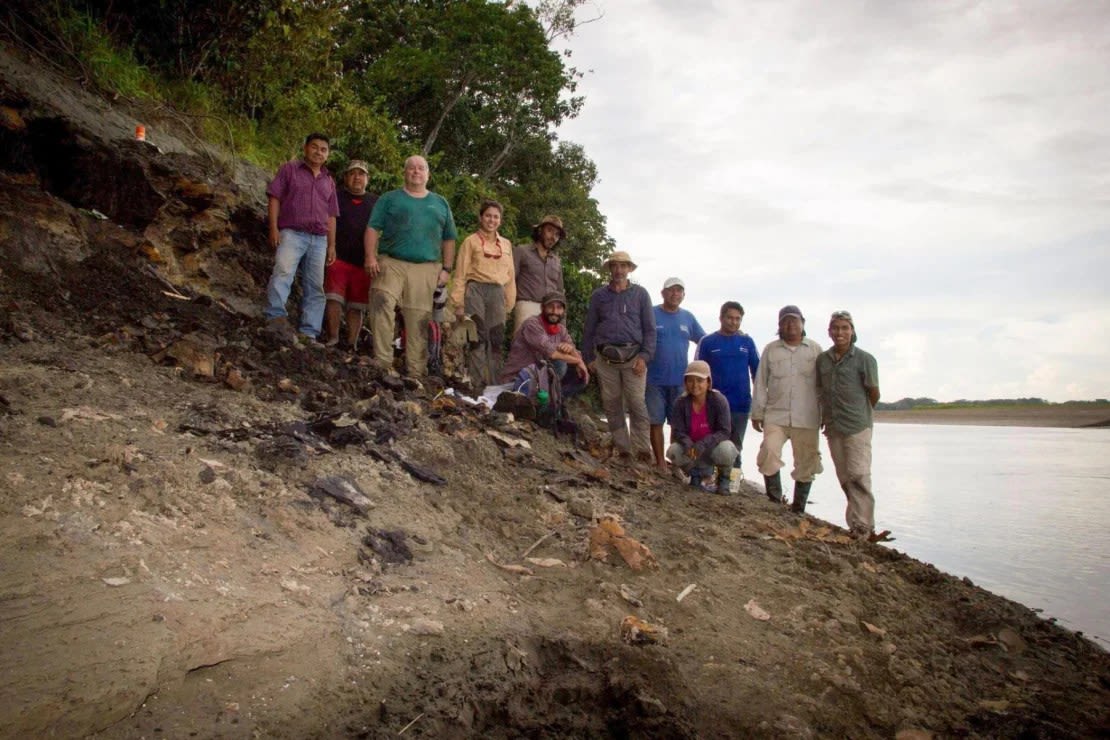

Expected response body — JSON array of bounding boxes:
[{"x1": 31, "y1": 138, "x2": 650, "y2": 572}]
[{"x1": 422, "y1": 72, "x2": 476, "y2": 156}]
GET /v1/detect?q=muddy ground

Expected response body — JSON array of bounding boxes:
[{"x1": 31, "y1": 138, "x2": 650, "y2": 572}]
[{"x1": 1, "y1": 47, "x2": 1108, "y2": 739}]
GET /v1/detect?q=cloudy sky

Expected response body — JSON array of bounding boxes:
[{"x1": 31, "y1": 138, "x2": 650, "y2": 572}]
[{"x1": 554, "y1": 0, "x2": 1109, "y2": 402}]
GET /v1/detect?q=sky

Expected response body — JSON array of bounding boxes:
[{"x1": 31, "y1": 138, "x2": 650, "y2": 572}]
[{"x1": 552, "y1": 0, "x2": 1109, "y2": 402}]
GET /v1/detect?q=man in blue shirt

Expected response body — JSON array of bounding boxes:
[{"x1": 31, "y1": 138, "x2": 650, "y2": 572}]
[
  {"x1": 646, "y1": 277, "x2": 705, "y2": 469},
  {"x1": 696, "y1": 301, "x2": 759, "y2": 483}
]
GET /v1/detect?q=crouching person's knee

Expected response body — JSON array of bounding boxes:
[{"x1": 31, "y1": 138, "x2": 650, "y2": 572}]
[{"x1": 710, "y1": 441, "x2": 739, "y2": 467}]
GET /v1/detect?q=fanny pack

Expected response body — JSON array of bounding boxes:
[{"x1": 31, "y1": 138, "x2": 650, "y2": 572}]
[{"x1": 597, "y1": 343, "x2": 640, "y2": 364}]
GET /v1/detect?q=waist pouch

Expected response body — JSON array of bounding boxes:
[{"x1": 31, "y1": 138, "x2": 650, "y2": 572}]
[{"x1": 597, "y1": 343, "x2": 640, "y2": 364}]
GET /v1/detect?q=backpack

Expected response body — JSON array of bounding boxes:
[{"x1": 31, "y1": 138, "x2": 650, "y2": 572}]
[{"x1": 513, "y1": 361, "x2": 564, "y2": 430}]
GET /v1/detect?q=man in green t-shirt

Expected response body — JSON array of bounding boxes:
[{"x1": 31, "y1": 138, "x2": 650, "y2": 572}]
[
  {"x1": 816, "y1": 310, "x2": 881, "y2": 538},
  {"x1": 364, "y1": 156, "x2": 458, "y2": 376}
]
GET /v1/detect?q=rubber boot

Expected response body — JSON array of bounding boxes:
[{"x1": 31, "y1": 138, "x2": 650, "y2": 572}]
[
  {"x1": 791, "y1": 481, "x2": 812, "y2": 513},
  {"x1": 715, "y1": 467, "x2": 732, "y2": 495},
  {"x1": 764, "y1": 472, "x2": 783, "y2": 503}
]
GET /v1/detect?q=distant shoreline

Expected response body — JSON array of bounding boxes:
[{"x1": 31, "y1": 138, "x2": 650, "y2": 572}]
[{"x1": 876, "y1": 407, "x2": 1110, "y2": 428}]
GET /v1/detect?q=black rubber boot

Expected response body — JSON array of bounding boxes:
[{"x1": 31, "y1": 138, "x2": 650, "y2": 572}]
[
  {"x1": 763, "y1": 472, "x2": 783, "y2": 503},
  {"x1": 715, "y1": 467, "x2": 732, "y2": 495},
  {"x1": 791, "y1": 481, "x2": 812, "y2": 513}
]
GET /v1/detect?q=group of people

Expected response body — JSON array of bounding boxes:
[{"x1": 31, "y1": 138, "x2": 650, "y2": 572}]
[
  {"x1": 261, "y1": 134, "x2": 882, "y2": 539},
  {"x1": 262, "y1": 133, "x2": 573, "y2": 383}
]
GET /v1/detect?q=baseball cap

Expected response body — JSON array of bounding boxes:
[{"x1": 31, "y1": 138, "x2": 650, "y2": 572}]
[
  {"x1": 663, "y1": 277, "x2": 685, "y2": 290},
  {"x1": 684, "y1": 360, "x2": 711, "y2": 380},
  {"x1": 778, "y1": 305, "x2": 805, "y2": 322}
]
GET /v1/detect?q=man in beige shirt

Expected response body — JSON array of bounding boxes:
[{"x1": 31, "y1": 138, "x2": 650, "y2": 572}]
[{"x1": 751, "y1": 305, "x2": 823, "y2": 510}]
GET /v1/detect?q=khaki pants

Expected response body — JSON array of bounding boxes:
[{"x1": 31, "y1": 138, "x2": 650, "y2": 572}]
[
  {"x1": 756, "y1": 423, "x2": 823, "y2": 481},
  {"x1": 370, "y1": 256, "x2": 439, "y2": 377},
  {"x1": 594, "y1": 357, "x2": 650, "y2": 456},
  {"x1": 512, "y1": 300, "x2": 542, "y2": 335},
  {"x1": 826, "y1": 427, "x2": 874, "y2": 534}
]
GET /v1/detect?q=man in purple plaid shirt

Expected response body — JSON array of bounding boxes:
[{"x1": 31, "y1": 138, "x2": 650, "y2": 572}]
[{"x1": 263, "y1": 133, "x2": 339, "y2": 341}]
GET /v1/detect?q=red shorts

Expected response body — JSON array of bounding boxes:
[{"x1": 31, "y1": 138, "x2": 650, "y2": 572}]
[{"x1": 324, "y1": 259, "x2": 371, "y2": 310}]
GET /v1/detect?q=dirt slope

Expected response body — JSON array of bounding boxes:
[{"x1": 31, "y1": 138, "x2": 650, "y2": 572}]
[{"x1": 0, "y1": 47, "x2": 1107, "y2": 739}]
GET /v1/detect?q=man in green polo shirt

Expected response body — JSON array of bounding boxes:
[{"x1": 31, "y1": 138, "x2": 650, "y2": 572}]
[
  {"x1": 364, "y1": 155, "x2": 457, "y2": 376},
  {"x1": 816, "y1": 310, "x2": 881, "y2": 538}
]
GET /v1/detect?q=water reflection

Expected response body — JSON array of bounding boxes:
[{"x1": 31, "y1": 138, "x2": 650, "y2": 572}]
[{"x1": 750, "y1": 423, "x2": 1110, "y2": 648}]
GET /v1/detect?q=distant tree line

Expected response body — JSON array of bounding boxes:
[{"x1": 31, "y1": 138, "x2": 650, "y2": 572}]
[
  {"x1": 1, "y1": 0, "x2": 611, "y2": 339},
  {"x1": 877, "y1": 397, "x2": 1109, "y2": 410}
]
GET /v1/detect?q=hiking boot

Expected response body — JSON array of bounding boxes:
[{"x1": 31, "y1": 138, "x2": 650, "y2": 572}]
[
  {"x1": 763, "y1": 472, "x2": 784, "y2": 503},
  {"x1": 493, "y1": 391, "x2": 535, "y2": 420},
  {"x1": 790, "y1": 481, "x2": 812, "y2": 513},
  {"x1": 264, "y1": 316, "x2": 297, "y2": 344},
  {"x1": 715, "y1": 466, "x2": 732, "y2": 495}
]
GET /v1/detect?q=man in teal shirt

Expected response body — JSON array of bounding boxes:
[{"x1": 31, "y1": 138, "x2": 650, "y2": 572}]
[
  {"x1": 816, "y1": 310, "x2": 880, "y2": 536},
  {"x1": 364, "y1": 156, "x2": 457, "y2": 376}
]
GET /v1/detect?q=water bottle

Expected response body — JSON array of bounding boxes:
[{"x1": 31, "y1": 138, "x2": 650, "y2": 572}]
[{"x1": 536, "y1": 389, "x2": 550, "y2": 408}]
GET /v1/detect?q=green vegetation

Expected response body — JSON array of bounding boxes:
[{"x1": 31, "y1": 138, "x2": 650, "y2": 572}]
[{"x1": 1, "y1": 0, "x2": 611, "y2": 339}]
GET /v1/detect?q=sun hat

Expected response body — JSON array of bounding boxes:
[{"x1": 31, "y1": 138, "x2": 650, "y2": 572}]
[
  {"x1": 602, "y1": 251, "x2": 637, "y2": 270},
  {"x1": 684, "y1": 360, "x2": 711, "y2": 380},
  {"x1": 531, "y1": 215, "x2": 566, "y2": 242}
]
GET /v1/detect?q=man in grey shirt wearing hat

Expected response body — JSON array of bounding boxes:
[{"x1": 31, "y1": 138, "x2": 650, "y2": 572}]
[
  {"x1": 582, "y1": 251, "x2": 656, "y2": 462},
  {"x1": 751, "y1": 305, "x2": 823, "y2": 511},
  {"x1": 512, "y1": 215, "x2": 566, "y2": 335}
]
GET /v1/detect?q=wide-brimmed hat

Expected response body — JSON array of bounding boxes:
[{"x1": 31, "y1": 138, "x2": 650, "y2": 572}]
[
  {"x1": 531, "y1": 215, "x2": 566, "y2": 242},
  {"x1": 602, "y1": 251, "x2": 637, "y2": 270},
  {"x1": 684, "y1": 360, "x2": 711, "y2": 380},
  {"x1": 343, "y1": 159, "x2": 370, "y2": 174},
  {"x1": 541, "y1": 291, "x2": 567, "y2": 307}
]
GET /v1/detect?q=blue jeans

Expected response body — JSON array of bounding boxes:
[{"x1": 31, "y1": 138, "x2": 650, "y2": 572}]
[
  {"x1": 264, "y1": 228, "x2": 327, "y2": 336},
  {"x1": 729, "y1": 411, "x2": 749, "y2": 468}
]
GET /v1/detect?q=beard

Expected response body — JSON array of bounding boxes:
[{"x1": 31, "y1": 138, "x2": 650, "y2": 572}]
[{"x1": 543, "y1": 313, "x2": 563, "y2": 325}]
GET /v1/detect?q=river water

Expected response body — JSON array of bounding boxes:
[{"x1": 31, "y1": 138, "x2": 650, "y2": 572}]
[{"x1": 744, "y1": 423, "x2": 1110, "y2": 649}]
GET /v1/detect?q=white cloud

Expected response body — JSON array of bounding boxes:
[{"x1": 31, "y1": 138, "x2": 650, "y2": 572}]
[{"x1": 554, "y1": 0, "x2": 1110, "y2": 401}]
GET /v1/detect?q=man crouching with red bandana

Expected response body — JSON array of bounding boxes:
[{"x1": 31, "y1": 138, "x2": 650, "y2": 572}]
[{"x1": 500, "y1": 292, "x2": 589, "y2": 385}]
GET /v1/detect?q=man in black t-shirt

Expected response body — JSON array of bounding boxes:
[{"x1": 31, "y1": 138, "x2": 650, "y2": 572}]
[{"x1": 323, "y1": 160, "x2": 378, "y2": 348}]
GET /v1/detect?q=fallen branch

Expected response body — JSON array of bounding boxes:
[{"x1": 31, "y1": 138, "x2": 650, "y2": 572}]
[
  {"x1": 397, "y1": 712, "x2": 424, "y2": 735},
  {"x1": 485, "y1": 552, "x2": 533, "y2": 576},
  {"x1": 520, "y1": 530, "x2": 556, "y2": 559}
]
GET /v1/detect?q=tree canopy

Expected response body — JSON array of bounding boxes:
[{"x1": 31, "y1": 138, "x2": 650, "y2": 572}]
[{"x1": 2, "y1": 0, "x2": 611, "y2": 338}]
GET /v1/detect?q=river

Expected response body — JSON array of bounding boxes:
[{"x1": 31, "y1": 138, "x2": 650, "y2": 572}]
[{"x1": 746, "y1": 423, "x2": 1110, "y2": 649}]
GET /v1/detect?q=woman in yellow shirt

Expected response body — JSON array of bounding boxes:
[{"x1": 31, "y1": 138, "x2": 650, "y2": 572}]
[{"x1": 451, "y1": 200, "x2": 516, "y2": 385}]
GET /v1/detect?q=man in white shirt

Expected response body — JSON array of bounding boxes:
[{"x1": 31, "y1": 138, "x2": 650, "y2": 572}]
[{"x1": 751, "y1": 305, "x2": 823, "y2": 510}]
